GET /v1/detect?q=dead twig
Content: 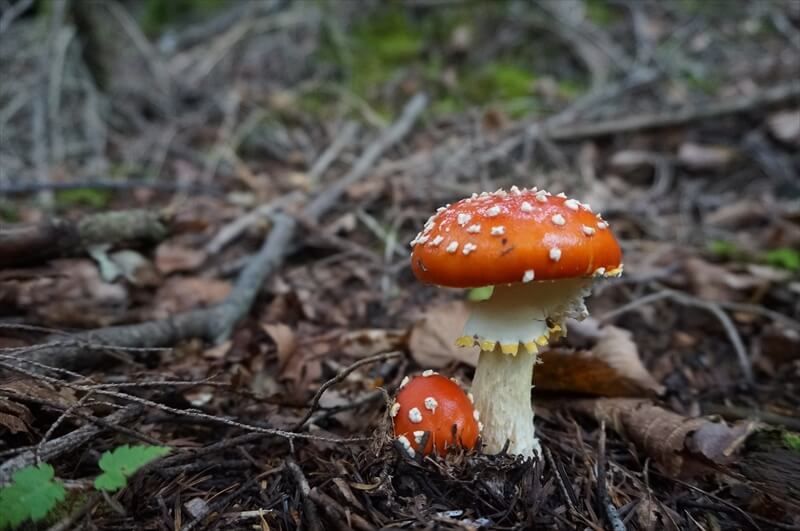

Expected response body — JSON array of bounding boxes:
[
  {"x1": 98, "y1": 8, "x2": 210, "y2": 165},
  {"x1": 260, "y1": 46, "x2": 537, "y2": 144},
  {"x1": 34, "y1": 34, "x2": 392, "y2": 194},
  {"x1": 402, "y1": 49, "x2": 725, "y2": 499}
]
[
  {"x1": 308, "y1": 488, "x2": 377, "y2": 531},
  {"x1": 597, "y1": 421, "x2": 626, "y2": 531},
  {"x1": 545, "y1": 81, "x2": 800, "y2": 140},
  {"x1": 292, "y1": 351, "x2": 403, "y2": 431},
  {"x1": 0, "y1": 357, "x2": 372, "y2": 445},
  {"x1": 308, "y1": 120, "x2": 359, "y2": 186},
  {"x1": 211, "y1": 93, "x2": 427, "y2": 342},
  {"x1": 287, "y1": 458, "x2": 324, "y2": 531},
  {"x1": 0, "y1": 178, "x2": 220, "y2": 196},
  {"x1": 204, "y1": 191, "x2": 304, "y2": 254}
]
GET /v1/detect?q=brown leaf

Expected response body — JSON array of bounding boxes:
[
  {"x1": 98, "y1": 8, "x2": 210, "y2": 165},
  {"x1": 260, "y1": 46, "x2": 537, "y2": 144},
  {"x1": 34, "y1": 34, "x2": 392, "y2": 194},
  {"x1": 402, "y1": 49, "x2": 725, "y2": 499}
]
[
  {"x1": 537, "y1": 325, "x2": 665, "y2": 396},
  {"x1": 262, "y1": 323, "x2": 297, "y2": 368},
  {"x1": 0, "y1": 378, "x2": 77, "y2": 410},
  {"x1": 155, "y1": 243, "x2": 207, "y2": 274},
  {"x1": 152, "y1": 277, "x2": 231, "y2": 315},
  {"x1": 569, "y1": 398, "x2": 755, "y2": 476},
  {"x1": 408, "y1": 301, "x2": 479, "y2": 368},
  {"x1": 684, "y1": 257, "x2": 767, "y2": 301},
  {"x1": 0, "y1": 398, "x2": 33, "y2": 434}
]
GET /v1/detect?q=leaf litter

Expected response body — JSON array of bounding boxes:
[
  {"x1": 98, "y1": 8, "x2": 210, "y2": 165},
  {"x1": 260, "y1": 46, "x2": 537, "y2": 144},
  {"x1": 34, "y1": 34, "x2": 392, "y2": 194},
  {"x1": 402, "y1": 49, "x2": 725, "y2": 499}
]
[{"x1": 1, "y1": 1, "x2": 799, "y2": 530}]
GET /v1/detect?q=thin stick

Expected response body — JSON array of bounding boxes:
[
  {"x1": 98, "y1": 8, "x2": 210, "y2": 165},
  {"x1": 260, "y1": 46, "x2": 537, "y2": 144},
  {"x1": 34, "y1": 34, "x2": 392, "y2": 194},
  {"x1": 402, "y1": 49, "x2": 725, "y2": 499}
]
[
  {"x1": 204, "y1": 191, "x2": 304, "y2": 254},
  {"x1": 597, "y1": 422, "x2": 626, "y2": 531},
  {"x1": 304, "y1": 93, "x2": 428, "y2": 221},
  {"x1": 545, "y1": 82, "x2": 800, "y2": 140},
  {"x1": 0, "y1": 357, "x2": 371, "y2": 445},
  {"x1": 292, "y1": 351, "x2": 403, "y2": 431},
  {"x1": 308, "y1": 121, "x2": 358, "y2": 185},
  {"x1": 212, "y1": 93, "x2": 427, "y2": 342},
  {"x1": 287, "y1": 459, "x2": 323, "y2": 531},
  {"x1": 599, "y1": 289, "x2": 754, "y2": 384}
]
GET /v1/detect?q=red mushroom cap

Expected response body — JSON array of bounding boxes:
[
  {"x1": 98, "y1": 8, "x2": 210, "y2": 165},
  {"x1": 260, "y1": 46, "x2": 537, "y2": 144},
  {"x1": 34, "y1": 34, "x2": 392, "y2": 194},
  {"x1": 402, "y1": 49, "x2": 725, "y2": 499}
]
[
  {"x1": 409, "y1": 187, "x2": 622, "y2": 288},
  {"x1": 391, "y1": 371, "x2": 481, "y2": 456}
]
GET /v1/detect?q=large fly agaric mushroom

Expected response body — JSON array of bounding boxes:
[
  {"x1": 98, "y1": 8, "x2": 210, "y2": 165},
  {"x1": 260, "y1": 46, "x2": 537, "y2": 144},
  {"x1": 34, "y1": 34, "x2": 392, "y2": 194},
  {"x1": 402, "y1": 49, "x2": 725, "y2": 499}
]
[
  {"x1": 409, "y1": 187, "x2": 622, "y2": 458},
  {"x1": 391, "y1": 371, "x2": 481, "y2": 456}
]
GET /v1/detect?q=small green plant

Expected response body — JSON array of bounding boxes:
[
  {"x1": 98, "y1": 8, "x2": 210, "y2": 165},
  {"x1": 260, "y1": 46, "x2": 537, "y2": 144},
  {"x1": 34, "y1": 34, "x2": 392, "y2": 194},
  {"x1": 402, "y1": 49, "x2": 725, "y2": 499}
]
[
  {"x1": 0, "y1": 464, "x2": 66, "y2": 529},
  {"x1": 94, "y1": 444, "x2": 171, "y2": 492},
  {"x1": 763, "y1": 248, "x2": 800, "y2": 272},
  {"x1": 783, "y1": 432, "x2": 800, "y2": 451},
  {"x1": 0, "y1": 445, "x2": 170, "y2": 530}
]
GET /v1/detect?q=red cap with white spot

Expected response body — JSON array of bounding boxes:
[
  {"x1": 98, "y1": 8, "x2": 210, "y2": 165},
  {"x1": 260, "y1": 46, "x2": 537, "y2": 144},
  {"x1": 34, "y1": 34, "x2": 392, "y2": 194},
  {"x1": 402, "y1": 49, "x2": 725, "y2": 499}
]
[{"x1": 391, "y1": 371, "x2": 480, "y2": 456}]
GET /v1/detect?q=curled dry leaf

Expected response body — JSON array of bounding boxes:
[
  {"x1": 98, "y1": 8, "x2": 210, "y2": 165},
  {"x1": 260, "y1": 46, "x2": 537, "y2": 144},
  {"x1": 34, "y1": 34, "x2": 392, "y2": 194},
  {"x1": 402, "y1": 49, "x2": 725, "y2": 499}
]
[
  {"x1": 408, "y1": 300, "x2": 480, "y2": 368},
  {"x1": 0, "y1": 399, "x2": 32, "y2": 435},
  {"x1": 568, "y1": 398, "x2": 755, "y2": 477},
  {"x1": 537, "y1": 325, "x2": 665, "y2": 397},
  {"x1": 262, "y1": 323, "x2": 297, "y2": 368}
]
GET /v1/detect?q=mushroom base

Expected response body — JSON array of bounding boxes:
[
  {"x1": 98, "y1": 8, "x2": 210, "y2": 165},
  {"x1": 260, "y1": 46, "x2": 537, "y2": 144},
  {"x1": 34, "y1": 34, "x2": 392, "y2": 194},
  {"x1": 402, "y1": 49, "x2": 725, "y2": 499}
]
[
  {"x1": 458, "y1": 278, "x2": 593, "y2": 355},
  {"x1": 472, "y1": 345, "x2": 540, "y2": 458}
]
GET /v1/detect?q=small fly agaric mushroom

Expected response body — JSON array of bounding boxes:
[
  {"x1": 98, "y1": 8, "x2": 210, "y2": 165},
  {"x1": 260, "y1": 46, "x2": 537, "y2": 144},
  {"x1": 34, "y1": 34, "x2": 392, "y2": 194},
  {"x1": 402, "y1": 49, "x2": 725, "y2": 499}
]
[
  {"x1": 391, "y1": 371, "x2": 481, "y2": 456},
  {"x1": 409, "y1": 187, "x2": 622, "y2": 458}
]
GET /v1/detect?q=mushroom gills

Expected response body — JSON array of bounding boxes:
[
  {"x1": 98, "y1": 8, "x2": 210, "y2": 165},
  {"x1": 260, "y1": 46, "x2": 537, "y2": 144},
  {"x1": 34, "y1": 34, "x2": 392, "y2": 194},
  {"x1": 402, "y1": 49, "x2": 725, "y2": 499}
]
[{"x1": 457, "y1": 278, "x2": 593, "y2": 354}]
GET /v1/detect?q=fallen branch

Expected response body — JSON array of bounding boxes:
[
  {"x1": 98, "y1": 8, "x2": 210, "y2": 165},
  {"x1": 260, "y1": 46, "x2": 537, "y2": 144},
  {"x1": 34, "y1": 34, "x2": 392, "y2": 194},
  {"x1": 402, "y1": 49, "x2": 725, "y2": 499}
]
[
  {"x1": 545, "y1": 81, "x2": 800, "y2": 140},
  {"x1": 0, "y1": 209, "x2": 168, "y2": 268}
]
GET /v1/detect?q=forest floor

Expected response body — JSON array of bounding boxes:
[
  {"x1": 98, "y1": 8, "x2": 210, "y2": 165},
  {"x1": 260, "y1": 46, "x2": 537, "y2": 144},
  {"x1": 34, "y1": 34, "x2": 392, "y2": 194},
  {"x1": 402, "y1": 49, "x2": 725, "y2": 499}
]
[{"x1": 1, "y1": 1, "x2": 799, "y2": 529}]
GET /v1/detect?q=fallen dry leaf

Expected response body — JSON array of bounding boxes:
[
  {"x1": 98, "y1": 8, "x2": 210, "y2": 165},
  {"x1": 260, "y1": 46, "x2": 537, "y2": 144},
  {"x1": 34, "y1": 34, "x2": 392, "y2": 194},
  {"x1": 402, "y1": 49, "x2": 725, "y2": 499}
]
[
  {"x1": 537, "y1": 325, "x2": 665, "y2": 397},
  {"x1": 408, "y1": 300, "x2": 479, "y2": 368},
  {"x1": 152, "y1": 277, "x2": 231, "y2": 315},
  {"x1": 0, "y1": 379, "x2": 77, "y2": 409},
  {"x1": 684, "y1": 257, "x2": 767, "y2": 301},
  {"x1": 262, "y1": 322, "x2": 297, "y2": 368},
  {"x1": 0, "y1": 398, "x2": 33, "y2": 435},
  {"x1": 155, "y1": 243, "x2": 207, "y2": 274},
  {"x1": 568, "y1": 398, "x2": 755, "y2": 476}
]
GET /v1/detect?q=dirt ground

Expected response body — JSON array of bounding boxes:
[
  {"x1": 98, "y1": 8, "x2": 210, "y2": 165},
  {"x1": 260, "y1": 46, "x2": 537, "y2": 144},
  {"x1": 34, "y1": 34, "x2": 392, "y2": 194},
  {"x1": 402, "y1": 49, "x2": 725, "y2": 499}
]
[{"x1": 1, "y1": 1, "x2": 799, "y2": 529}]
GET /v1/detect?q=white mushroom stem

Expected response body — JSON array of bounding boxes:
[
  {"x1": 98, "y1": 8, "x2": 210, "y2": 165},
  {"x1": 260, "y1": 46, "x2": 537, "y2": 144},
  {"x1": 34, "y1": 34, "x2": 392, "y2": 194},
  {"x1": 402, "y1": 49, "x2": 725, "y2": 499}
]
[
  {"x1": 471, "y1": 346, "x2": 539, "y2": 457},
  {"x1": 463, "y1": 278, "x2": 594, "y2": 458}
]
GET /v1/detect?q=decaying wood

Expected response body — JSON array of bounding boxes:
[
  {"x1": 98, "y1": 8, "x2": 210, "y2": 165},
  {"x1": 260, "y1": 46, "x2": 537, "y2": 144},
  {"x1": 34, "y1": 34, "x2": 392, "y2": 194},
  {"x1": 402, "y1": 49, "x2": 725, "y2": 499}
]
[{"x1": 0, "y1": 209, "x2": 168, "y2": 268}]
